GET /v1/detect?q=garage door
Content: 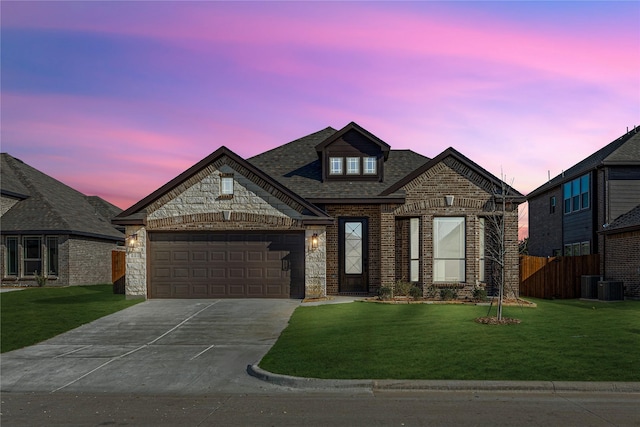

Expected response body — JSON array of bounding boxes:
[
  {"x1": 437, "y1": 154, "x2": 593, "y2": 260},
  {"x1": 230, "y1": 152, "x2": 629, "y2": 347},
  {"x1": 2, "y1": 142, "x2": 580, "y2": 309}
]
[{"x1": 149, "y1": 232, "x2": 304, "y2": 299}]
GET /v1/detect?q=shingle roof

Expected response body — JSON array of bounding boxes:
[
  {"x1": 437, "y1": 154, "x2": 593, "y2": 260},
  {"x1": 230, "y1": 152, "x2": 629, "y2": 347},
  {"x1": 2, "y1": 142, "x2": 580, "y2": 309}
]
[
  {"x1": 248, "y1": 127, "x2": 430, "y2": 200},
  {"x1": 1, "y1": 153, "x2": 124, "y2": 241},
  {"x1": 602, "y1": 203, "x2": 640, "y2": 234},
  {"x1": 527, "y1": 128, "x2": 640, "y2": 198}
]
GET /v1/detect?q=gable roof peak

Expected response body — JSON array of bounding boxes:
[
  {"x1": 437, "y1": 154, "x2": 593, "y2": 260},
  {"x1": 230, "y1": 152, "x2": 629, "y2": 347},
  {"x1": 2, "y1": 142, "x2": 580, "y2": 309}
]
[{"x1": 314, "y1": 122, "x2": 391, "y2": 159}]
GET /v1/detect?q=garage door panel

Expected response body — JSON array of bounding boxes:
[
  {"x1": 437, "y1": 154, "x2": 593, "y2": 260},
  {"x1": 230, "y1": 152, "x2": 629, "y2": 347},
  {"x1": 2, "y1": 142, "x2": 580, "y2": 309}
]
[{"x1": 149, "y1": 231, "x2": 303, "y2": 299}]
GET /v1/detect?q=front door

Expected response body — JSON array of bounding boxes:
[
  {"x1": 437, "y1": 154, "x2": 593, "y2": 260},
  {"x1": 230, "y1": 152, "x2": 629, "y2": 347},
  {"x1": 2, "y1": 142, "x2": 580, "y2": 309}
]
[{"x1": 339, "y1": 218, "x2": 368, "y2": 293}]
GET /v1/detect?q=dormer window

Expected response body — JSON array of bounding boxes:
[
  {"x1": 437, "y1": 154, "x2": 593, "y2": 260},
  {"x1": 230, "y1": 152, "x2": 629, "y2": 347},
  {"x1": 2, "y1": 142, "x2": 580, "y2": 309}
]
[
  {"x1": 364, "y1": 157, "x2": 377, "y2": 175},
  {"x1": 346, "y1": 157, "x2": 360, "y2": 175},
  {"x1": 329, "y1": 157, "x2": 343, "y2": 175}
]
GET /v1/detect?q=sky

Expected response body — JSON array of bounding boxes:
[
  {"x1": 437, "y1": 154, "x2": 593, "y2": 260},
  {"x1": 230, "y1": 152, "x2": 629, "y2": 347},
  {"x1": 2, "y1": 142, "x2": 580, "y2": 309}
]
[{"x1": 2, "y1": 1, "x2": 639, "y2": 240}]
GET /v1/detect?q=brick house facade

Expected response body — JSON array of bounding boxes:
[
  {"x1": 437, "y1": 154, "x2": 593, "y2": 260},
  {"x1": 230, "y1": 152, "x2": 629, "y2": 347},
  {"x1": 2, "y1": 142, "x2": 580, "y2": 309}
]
[
  {"x1": 527, "y1": 128, "x2": 640, "y2": 298},
  {"x1": 114, "y1": 122, "x2": 523, "y2": 300},
  {"x1": 1, "y1": 153, "x2": 124, "y2": 287}
]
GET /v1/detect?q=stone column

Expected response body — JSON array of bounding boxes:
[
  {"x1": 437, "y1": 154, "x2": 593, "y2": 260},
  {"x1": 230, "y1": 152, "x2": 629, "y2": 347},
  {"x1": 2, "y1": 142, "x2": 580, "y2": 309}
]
[
  {"x1": 125, "y1": 225, "x2": 147, "y2": 299},
  {"x1": 380, "y1": 205, "x2": 396, "y2": 289},
  {"x1": 305, "y1": 226, "x2": 327, "y2": 298}
]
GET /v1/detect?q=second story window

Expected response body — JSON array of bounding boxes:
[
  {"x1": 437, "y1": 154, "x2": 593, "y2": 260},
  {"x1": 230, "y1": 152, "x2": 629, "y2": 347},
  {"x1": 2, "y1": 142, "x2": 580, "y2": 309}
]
[
  {"x1": 563, "y1": 173, "x2": 589, "y2": 214},
  {"x1": 220, "y1": 174, "x2": 234, "y2": 197},
  {"x1": 329, "y1": 157, "x2": 343, "y2": 175},
  {"x1": 346, "y1": 157, "x2": 360, "y2": 175},
  {"x1": 364, "y1": 157, "x2": 377, "y2": 174},
  {"x1": 550, "y1": 196, "x2": 556, "y2": 214}
]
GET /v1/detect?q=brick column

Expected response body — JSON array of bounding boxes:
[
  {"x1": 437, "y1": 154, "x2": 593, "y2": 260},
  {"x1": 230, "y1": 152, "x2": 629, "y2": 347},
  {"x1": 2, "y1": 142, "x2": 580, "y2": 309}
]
[{"x1": 380, "y1": 205, "x2": 396, "y2": 289}]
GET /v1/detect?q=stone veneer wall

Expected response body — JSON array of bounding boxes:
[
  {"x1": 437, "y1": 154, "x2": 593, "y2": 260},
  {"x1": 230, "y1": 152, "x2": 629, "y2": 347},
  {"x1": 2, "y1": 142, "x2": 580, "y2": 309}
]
[
  {"x1": 125, "y1": 225, "x2": 147, "y2": 298},
  {"x1": 125, "y1": 161, "x2": 324, "y2": 298},
  {"x1": 305, "y1": 226, "x2": 327, "y2": 298}
]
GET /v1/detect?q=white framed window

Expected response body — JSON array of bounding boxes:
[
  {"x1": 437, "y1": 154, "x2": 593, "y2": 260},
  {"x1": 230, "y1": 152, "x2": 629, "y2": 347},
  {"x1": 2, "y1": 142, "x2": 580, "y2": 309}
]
[
  {"x1": 221, "y1": 175, "x2": 234, "y2": 196},
  {"x1": 329, "y1": 157, "x2": 343, "y2": 175},
  {"x1": 346, "y1": 157, "x2": 360, "y2": 175},
  {"x1": 433, "y1": 217, "x2": 465, "y2": 282},
  {"x1": 409, "y1": 218, "x2": 420, "y2": 282},
  {"x1": 563, "y1": 173, "x2": 589, "y2": 214},
  {"x1": 364, "y1": 157, "x2": 377, "y2": 175},
  {"x1": 479, "y1": 218, "x2": 485, "y2": 282}
]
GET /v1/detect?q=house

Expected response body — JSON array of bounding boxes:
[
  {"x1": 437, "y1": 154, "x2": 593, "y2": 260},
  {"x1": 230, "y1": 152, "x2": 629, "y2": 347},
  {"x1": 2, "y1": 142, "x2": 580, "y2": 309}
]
[
  {"x1": 1, "y1": 153, "x2": 125, "y2": 286},
  {"x1": 600, "y1": 204, "x2": 640, "y2": 299},
  {"x1": 113, "y1": 122, "x2": 523, "y2": 300},
  {"x1": 526, "y1": 127, "x2": 640, "y2": 298}
]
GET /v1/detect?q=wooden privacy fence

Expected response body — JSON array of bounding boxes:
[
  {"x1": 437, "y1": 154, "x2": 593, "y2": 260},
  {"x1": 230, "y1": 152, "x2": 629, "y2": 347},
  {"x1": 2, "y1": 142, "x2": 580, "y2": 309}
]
[
  {"x1": 520, "y1": 254, "x2": 600, "y2": 299},
  {"x1": 112, "y1": 250, "x2": 126, "y2": 294}
]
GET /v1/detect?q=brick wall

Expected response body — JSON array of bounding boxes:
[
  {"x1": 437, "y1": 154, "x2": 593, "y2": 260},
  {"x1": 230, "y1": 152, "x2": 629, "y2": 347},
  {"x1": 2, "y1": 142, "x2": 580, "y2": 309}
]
[
  {"x1": 67, "y1": 237, "x2": 118, "y2": 285},
  {"x1": 605, "y1": 230, "x2": 640, "y2": 299}
]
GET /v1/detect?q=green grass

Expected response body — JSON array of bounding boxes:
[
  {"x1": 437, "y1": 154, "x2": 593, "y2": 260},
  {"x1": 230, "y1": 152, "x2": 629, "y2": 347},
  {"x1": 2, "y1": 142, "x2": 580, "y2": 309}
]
[
  {"x1": 1, "y1": 285, "x2": 142, "y2": 353},
  {"x1": 260, "y1": 299, "x2": 640, "y2": 381}
]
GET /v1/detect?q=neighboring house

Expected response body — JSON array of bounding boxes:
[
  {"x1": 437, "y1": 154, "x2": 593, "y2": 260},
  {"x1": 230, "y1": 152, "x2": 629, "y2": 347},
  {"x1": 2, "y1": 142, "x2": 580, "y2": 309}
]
[
  {"x1": 600, "y1": 204, "x2": 640, "y2": 299},
  {"x1": 1, "y1": 153, "x2": 125, "y2": 286},
  {"x1": 113, "y1": 122, "x2": 523, "y2": 300},
  {"x1": 526, "y1": 127, "x2": 640, "y2": 297}
]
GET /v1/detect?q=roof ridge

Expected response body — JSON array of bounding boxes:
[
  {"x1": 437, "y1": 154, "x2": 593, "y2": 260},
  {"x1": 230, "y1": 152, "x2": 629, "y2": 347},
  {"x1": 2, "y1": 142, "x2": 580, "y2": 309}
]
[
  {"x1": 6, "y1": 155, "x2": 72, "y2": 230},
  {"x1": 248, "y1": 126, "x2": 336, "y2": 160}
]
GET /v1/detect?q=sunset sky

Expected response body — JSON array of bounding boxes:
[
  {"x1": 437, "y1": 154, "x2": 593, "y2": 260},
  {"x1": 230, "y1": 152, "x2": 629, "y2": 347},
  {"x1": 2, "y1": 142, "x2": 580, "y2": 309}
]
[{"x1": 2, "y1": 1, "x2": 639, "y2": 239}]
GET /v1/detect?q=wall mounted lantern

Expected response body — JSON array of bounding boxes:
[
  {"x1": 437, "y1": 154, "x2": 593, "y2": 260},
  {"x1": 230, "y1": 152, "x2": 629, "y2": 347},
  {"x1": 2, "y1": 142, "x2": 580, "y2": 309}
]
[
  {"x1": 127, "y1": 233, "x2": 138, "y2": 247},
  {"x1": 311, "y1": 233, "x2": 319, "y2": 250}
]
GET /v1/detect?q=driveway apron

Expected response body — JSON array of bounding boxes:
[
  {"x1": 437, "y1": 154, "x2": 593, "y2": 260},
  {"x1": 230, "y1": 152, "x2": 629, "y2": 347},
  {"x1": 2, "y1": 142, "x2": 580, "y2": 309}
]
[{"x1": 1, "y1": 299, "x2": 299, "y2": 395}]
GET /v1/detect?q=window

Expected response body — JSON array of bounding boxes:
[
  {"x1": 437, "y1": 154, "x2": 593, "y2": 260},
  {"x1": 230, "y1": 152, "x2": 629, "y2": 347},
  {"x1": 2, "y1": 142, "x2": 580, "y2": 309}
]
[
  {"x1": 564, "y1": 241, "x2": 590, "y2": 256},
  {"x1": 346, "y1": 157, "x2": 360, "y2": 175},
  {"x1": 6, "y1": 237, "x2": 18, "y2": 276},
  {"x1": 479, "y1": 218, "x2": 485, "y2": 282},
  {"x1": 23, "y1": 237, "x2": 42, "y2": 276},
  {"x1": 550, "y1": 196, "x2": 556, "y2": 214},
  {"x1": 344, "y1": 222, "x2": 363, "y2": 274},
  {"x1": 563, "y1": 173, "x2": 589, "y2": 214},
  {"x1": 329, "y1": 157, "x2": 343, "y2": 175},
  {"x1": 433, "y1": 217, "x2": 465, "y2": 282},
  {"x1": 220, "y1": 174, "x2": 234, "y2": 196},
  {"x1": 364, "y1": 157, "x2": 377, "y2": 175},
  {"x1": 581, "y1": 241, "x2": 590, "y2": 255},
  {"x1": 47, "y1": 237, "x2": 58, "y2": 275},
  {"x1": 409, "y1": 218, "x2": 420, "y2": 282},
  {"x1": 564, "y1": 244, "x2": 572, "y2": 256}
]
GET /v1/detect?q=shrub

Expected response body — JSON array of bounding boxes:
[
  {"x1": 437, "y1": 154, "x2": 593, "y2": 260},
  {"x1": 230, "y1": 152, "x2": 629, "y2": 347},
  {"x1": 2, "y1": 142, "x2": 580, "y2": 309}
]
[
  {"x1": 425, "y1": 285, "x2": 438, "y2": 299},
  {"x1": 378, "y1": 286, "x2": 393, "y2": 301},
  {"x1": 473, "y1": 286, "x2": 488, "y2": 302},
  {"x1": 409, "y1": 285, "x2": 423, "y2": 301},
  {"x1": 440, "y1": 288, "x2": 458, "y2": 301},
  {"x1": 33, "y1": 271, "x2": 47, "y2": 287},
  {"x1": 394, "y1": 279, "x2": 413, "y2": 296}
]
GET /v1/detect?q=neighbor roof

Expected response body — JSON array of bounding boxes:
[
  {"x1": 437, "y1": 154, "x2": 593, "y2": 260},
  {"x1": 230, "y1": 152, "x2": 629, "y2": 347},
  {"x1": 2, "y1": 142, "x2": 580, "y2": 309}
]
[
  {"x1": 601, "y1": 203, "x2": 640, "y2": 234},
  {"x1": 1, "y1": 153, "x2": 124, "y2": 241},
  {"x1": 527, "y1": 128, "x2": 640, "y2": 198},
  {"x1": 248, "y1": 126, "x2": 430, "y2": 201}
]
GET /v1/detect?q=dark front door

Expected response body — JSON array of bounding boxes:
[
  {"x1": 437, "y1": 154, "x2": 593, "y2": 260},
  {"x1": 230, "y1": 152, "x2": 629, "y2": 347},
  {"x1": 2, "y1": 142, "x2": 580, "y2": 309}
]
[{"x1": 339, "y1": 218, "x2": 368, "y2": 293}]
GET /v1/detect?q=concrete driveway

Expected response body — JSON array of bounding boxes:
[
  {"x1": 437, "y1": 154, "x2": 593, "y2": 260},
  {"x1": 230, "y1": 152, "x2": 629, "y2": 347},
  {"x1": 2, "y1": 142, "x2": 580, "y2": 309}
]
[{"x1": 1, "y1": 299, "x2": 299, "y2": 395}]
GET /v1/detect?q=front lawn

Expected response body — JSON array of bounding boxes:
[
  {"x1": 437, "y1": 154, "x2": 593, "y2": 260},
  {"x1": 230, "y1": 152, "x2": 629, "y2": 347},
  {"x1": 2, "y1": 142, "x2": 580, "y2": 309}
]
[
  {"x1": 1, "y1": 285, "x2": 142, "y2": 353},
  {"x1": 260, "y1": 298, "x2": 640, "y2": 381}
]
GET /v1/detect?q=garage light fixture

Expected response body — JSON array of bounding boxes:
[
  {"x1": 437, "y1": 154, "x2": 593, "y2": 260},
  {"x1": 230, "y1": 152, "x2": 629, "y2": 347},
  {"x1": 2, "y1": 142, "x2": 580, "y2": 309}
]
[
  {"x1": 127, "y1": 233, "x2": 138, "y2": 247},
  {"x1": 311, "y1": 233, "x2": 319, "y2": 250}
]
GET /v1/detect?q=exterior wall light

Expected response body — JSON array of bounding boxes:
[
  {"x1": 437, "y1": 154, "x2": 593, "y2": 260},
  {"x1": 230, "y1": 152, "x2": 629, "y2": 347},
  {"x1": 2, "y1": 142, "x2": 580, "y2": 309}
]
[
  {"x1": 311, "y1": 233, "x2": 319, "y2": 250},
  {"x1": 127, "y1": 234, "x2": 138, "y2": 247}
]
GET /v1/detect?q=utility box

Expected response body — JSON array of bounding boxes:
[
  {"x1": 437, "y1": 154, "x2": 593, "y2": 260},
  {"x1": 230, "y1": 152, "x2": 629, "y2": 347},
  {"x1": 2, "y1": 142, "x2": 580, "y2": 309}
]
[
  {"x1": 581, "y1": 276, "x2": 599, "y2": 299},
  {"x1": 597, "y1": 281, "x2": 624, "y2": 301}
]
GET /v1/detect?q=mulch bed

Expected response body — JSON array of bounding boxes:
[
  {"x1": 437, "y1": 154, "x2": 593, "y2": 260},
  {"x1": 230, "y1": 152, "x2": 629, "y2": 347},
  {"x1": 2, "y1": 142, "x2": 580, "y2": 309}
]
[{"x1": 474, "y1": 316, "x2": 522, "y2": 325}]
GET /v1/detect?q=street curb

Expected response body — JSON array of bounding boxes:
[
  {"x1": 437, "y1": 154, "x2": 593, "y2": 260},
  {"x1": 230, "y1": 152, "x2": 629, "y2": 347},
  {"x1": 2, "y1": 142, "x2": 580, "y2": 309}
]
[{"x1": 247, "y1": 364, "x2": 640, "y2": 393}]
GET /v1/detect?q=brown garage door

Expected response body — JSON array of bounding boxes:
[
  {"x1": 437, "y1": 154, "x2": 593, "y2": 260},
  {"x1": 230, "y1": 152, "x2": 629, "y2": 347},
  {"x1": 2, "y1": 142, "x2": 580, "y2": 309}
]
[{"x1": 149, "y1": 232, "x2": 304, "y2": 299}]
